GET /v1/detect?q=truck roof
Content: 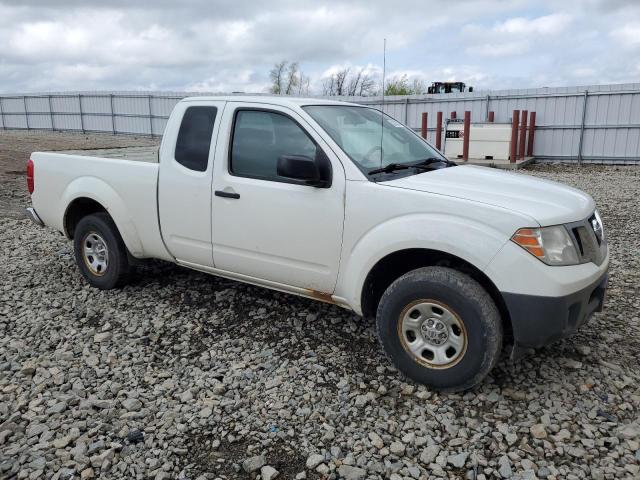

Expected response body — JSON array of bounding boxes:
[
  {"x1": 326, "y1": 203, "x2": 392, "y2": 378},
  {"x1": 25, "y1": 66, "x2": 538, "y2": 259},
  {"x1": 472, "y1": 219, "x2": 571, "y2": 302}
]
[{"x1": 181, "y1": 95, "x2": 365, "y2": 108}]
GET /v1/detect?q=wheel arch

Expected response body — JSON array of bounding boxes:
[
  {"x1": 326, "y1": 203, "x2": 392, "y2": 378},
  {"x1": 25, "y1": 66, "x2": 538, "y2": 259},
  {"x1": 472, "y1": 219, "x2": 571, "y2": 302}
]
[
  {"x1": 64, "y1": 197, "x2": 109, "y2": 239},
  {"x1": 360, "y1": 248, "x2": 512, "y2": 340}
]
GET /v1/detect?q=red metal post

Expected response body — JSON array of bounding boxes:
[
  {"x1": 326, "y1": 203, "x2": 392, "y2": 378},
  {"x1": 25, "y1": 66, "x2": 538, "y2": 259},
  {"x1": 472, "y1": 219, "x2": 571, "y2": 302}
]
[
  {"x1": 421, "y1": 112, "x2": 428, "y2": 139},
  {"x1": 488, "y1": 111, "x2": 495, "y2": 122},
  {"x1": 450, "y1": 111, "x2": 457, "y2": 120},
  {"x1": 462, "y1": 111, "x2": 471, "y2": 161},
  {"x1": 509, "y1": 110, "x2": 520, "y2": 163},
  {"x1": 527, "y1": 111, "x2": 536, "y2": 157},
  {"x1": 435, "y1": 111, "x2": 443, "y2": 150},
  {"x1": 518, "y1": 110, "x2": 528, "y2": 159}
]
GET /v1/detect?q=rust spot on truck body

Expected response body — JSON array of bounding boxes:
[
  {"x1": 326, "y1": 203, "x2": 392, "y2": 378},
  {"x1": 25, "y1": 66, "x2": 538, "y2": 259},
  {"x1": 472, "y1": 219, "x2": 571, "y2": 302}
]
[{"x1": 307, "y1": 290, "x2": 336, "y2": 304}]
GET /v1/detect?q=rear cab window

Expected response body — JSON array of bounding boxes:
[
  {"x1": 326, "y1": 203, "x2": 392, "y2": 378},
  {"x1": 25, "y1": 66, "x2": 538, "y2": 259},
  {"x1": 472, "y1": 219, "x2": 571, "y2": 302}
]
[{"x1": 174, "y1": 106, "x2": 218, "y2": 172}]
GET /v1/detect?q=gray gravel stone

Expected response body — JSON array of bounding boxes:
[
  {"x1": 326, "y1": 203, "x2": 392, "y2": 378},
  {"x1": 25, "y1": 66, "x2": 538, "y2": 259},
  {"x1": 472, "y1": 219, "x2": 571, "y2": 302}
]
[
  {"x1": 241, "y1": 455, "x2": 266, "y2": 473},
  {"x1": 121, "y1": 398, "x2": 142, "y2": 412},
  {"x1": 447, "y1": 452, "x2": 469, "y2": 468},
  {"x1": 530, "y1": 424, "x2": 547, "y2": 439},
  {"x1": 420, "y1": 445, "x2": 440, "y2": 464},
  {"x1": 368, "y1": 432, "x2": 384, "y2": 449},
  {"x1": 0, "y1": 146, "x2": 638, "y2": 480},
  {"x1": 389, "y1": 441, "x2": 405, "y2": 455},
  {"x1": 498, "y1": 455, "x2": 512, "y2": 478},
  {"x1": 337, "y1": 465, "x2": 367, "y2": 479},
  {"x1": 306, "y1": 454, "x2": 324, "y2": 469},
  {"x1": 261, "y1": 465, "x2": 279, "y2": 480}
]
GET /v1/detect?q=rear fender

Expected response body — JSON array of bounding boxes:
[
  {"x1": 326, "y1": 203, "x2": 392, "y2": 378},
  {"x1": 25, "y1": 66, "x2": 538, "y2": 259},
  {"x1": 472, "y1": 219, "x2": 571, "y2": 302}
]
[{"x1": 61, "y1": 177, "x2": 144, "y2": 257}]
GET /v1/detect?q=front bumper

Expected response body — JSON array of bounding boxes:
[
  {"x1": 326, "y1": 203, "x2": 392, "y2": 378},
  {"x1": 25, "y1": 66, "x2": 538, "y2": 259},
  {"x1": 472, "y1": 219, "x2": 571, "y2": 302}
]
[{"x1": 502, "y1": 270, "x2": 608, "y2": 348}]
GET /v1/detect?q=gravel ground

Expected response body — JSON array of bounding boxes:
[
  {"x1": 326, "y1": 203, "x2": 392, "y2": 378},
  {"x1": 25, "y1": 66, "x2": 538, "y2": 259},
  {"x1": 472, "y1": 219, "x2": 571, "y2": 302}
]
[{"x1": 1, "y1": 131, "x2": 639, "y2": 480}]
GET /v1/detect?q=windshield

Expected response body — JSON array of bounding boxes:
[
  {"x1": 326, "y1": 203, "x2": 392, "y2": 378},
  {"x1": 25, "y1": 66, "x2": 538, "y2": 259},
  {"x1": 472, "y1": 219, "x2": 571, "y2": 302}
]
[{"x1": 303, "y1": 105, "x2": 447, "y2": 177}]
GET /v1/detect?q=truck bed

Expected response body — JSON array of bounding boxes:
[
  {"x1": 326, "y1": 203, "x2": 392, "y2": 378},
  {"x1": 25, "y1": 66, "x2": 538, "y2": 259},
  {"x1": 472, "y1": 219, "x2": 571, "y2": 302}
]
[
  {"x1": 54, "y1": 146, "x2": 159, "y2": 163},
  {"x1": 30, "y1": 148, "x2": 169, "y2": 261}
]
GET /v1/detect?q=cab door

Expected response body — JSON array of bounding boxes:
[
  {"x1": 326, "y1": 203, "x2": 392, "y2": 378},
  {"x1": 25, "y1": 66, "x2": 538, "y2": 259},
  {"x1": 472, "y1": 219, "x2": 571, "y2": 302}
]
[
  {"x1": 211, "y1": 103, "x2": 345, "y2": 293},
  {"x1": 158, "y1": 100, "x2": 225, "y2": 266}
]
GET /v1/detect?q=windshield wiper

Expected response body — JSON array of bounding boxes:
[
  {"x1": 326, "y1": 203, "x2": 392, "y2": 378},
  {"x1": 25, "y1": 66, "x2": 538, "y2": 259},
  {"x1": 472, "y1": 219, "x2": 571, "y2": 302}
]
[
  {"x1": 414, "y1": 157, "x2": 456, "y2": 167},
  {"x1": 367, "y1": 163, "x2": 413, "y2": 175},
  {"x1": 367, "y1": 157, "x2": 455, "y2": 176}
]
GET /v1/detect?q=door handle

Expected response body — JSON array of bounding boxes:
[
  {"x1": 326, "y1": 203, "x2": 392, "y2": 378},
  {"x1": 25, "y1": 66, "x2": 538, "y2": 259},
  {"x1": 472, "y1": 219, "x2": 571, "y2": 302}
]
[{"x1": 215, "y1": 190, "x2": 240, "y2": 199}]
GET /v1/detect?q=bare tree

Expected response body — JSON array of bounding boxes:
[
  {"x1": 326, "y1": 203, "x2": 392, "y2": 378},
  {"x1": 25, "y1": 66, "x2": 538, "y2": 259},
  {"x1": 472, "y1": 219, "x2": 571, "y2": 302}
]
[
  {"x1": 346, "y1": 69, "x2": 362, "y2": 96},
  {"x1": 334, "y1": 68, "x2": 349, "y2": 96},
  {"x1": 297, "y1": 72, "x2": 311, "y2": 96},
  {"x1": 269, "y1": 61, "x2": 287, "y2": 94},
  {"x1": 346, "y1": 68, "x2": 376, "y2": 96},
  {"x1": 358, "y1": 74, "x2": 375, "y2": 96},
  {"x1": 322, "y1": 68, "x2": 350, "y2": 96},
  {"x1": 270, "y1": 63, "x2": 379, "y2": 97},
  {"x1": 270, "y1": 61, "x2": 311, "y2": 96},
  {"x1": 410, "y1": 78, "x2": 427, "y2": 95},
  {"x1": 323, "y1": 67, "x2": 376, "y2": 97},
  {"x1": 322, "y1": 75, "x2": 336, "y2": 96},
  {"x1": 284, "y1": 62, "x2": 299, "y2": 95}
]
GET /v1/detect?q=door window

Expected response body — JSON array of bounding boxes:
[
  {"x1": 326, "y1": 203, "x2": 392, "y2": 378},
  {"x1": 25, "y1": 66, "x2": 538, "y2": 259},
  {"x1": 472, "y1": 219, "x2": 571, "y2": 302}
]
[
  {"x1": 230, "y1": 110, "x2": 318, "y2": 181},
  {"x1": 175, "y1": 106, "x2": 218, "y2": 172}
]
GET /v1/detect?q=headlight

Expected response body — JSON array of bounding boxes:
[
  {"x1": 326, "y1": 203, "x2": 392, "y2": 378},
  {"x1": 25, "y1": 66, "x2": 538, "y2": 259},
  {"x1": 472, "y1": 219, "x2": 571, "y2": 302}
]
[
  {"x1": 592, "y1": 209, "x2": 604, "y2": 242},
  {"x1": 511, "y1": 225, "x2": 580, "y2": 266}
]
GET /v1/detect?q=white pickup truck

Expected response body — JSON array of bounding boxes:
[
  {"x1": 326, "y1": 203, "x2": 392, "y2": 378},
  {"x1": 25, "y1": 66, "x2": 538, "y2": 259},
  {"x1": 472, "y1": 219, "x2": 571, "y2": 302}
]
[{"x1": 25, "y1": 96, "x2": 609, "y2": 391}]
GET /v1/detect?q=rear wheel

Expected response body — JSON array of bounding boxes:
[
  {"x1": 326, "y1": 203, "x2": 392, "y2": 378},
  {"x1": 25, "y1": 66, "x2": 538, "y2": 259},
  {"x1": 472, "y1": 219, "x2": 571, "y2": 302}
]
[
  {"x1": 73, "y1": 213, "x2": 131, "y2": 289},
  {"x1": 376, "y1": 266, "x2": 502, "y2": 392}
]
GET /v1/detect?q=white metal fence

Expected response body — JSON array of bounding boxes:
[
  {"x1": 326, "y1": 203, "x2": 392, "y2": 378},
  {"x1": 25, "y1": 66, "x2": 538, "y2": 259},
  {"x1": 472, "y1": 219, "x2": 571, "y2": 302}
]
[{"x1": 1, "y1": 83, "x2": 640, "y2": 164}]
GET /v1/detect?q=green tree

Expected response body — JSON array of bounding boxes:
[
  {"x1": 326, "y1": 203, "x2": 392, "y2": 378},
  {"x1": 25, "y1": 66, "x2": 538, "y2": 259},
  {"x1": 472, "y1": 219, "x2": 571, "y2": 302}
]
[{"x1": 384, "y1": 75, "x2": 414, "y2": 95}]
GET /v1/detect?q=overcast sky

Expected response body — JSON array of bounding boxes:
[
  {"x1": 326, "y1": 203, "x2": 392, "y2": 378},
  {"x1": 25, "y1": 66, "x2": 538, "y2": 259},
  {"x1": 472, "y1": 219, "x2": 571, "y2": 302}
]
[{"x1": 1, "y1": 0, "x2": 639, "y2": 94}]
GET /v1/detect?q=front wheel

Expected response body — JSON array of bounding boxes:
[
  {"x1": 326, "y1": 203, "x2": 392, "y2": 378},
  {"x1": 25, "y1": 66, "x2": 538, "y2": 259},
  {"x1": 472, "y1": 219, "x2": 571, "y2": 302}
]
[
  {"x1": 73, "y1": 213, "x2": 131, "y2": 289},
  {"x1": 376, "y1": 266, "x2": 502, "y2": 392}
]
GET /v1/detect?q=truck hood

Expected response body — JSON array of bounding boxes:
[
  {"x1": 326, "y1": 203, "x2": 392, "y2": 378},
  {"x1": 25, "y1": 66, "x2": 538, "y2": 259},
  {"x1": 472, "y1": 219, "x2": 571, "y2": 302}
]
[{"x1": 384, "y1": 165, "x2": 595, "y2": 226}]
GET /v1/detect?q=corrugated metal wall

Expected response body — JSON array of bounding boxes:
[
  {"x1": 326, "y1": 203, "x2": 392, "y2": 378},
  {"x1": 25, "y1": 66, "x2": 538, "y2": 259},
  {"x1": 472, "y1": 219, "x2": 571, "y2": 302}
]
[{"x1": 1, "y1": 83, "x2": 640, "y2": 163}]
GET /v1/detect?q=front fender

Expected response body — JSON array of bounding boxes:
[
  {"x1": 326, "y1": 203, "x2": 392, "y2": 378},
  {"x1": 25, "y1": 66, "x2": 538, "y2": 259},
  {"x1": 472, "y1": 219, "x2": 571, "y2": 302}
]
[
  {"x1": 336, "y1": 213, "x2": 511, "y2": 315},
  {"x1": 61, "y1": 176, "x2": 144, "y2": 257}
]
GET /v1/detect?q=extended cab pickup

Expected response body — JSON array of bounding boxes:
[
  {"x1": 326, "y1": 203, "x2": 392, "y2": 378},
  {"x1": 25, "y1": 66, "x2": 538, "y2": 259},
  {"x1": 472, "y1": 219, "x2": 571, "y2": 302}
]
[{"x1": 26, "y1": 96, "x2": 609, "y2": 391}]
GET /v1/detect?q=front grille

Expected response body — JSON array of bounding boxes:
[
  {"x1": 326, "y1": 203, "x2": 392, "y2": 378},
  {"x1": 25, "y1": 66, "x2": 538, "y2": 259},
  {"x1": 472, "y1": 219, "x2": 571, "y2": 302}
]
[{"x1": 566, "y1": 214, "x2": 607, "y2": 266}]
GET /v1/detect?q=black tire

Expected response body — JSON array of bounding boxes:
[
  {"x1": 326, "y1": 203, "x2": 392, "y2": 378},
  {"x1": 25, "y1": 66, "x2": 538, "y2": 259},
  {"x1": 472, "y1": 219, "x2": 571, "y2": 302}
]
[
  {"x1": 73, "y1": 212, "x2": 131, "y2": 289},
  {"x1": 376, "y1": 266, "x2": 502, "y2": 392}
]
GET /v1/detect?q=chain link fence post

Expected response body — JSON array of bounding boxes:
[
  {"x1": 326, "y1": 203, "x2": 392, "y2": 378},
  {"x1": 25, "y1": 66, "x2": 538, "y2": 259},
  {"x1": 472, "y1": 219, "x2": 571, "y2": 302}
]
[
  {"x1": 577, "y1": 90, "x2": 589, "y2": 165},
  {"x1": 110, "y1": 94, "x2": 116, "y2": 134},
  {"x1": 48, "y1": 95, "x2": 55, "y2": 131},
  {"x1": 0, "y1": 96, "x2": 5, "y2": 130},
  {"x1": 78, "y1": 94, "x2": 85, "y2": 134},
  {"x1": 23, "y1": 96, "x2": 30, "y2": 130}
]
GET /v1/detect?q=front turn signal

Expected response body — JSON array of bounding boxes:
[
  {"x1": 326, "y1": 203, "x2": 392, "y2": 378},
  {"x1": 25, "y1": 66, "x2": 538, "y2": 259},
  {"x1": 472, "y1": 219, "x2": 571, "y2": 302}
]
[
  {"x1": 511, "y1": 228, "x2": 545, "y2": 258},
  {"x1": 511, "y1": 225, "x2": 580, "y2": 266}
]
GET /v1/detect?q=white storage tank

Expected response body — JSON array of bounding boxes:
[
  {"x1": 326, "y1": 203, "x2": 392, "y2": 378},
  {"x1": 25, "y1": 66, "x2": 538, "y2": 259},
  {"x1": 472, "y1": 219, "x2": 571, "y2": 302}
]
[{"x1": 444, "y1": 121, "x2": 513, "y2": 161}]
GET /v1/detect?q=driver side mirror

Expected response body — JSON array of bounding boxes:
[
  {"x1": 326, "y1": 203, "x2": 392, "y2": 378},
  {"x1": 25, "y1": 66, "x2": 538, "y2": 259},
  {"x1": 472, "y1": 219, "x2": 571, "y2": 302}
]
[{"x1": 277, "y1": 153, "x2": 331, "y2": 188}]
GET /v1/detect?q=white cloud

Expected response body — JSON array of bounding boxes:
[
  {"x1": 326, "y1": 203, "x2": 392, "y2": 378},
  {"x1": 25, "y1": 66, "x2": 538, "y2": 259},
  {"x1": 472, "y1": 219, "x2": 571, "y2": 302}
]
[
  {"x1": 463, "y1": 13, "x2": 573, "y2": 58},
  {"x1": 0, "y1": 1, "x2": 638, "y2": 93},
  {"x1": 494, "y1": 13, "x2": 572, "y2": 35},
  {"x1": 467, "y1": 41, "x2": 531, "y2": 57},
  {"x1": 610, "y1": 22, "x2": 640, "y2": 48}
]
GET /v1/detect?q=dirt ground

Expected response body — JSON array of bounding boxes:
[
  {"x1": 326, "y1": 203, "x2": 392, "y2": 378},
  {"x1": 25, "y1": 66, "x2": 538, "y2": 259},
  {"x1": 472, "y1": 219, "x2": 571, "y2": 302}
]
[{"x1": 0, "y1": 130, "x2": 159, "y2": 219}]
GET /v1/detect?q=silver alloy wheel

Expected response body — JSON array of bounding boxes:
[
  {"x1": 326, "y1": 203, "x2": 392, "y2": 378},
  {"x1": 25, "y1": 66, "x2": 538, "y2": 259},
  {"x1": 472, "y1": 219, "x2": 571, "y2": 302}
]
[
  {"x1": 82, "y1": 231, "x2": 109, "y2": 276},
  {"x1": 398, "y1": 300, "x2": 467, "y2": 369}
]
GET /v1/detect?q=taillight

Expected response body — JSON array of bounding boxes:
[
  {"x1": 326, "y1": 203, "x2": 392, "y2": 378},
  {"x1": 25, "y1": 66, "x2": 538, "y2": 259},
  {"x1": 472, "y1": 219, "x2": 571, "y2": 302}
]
[{"x1": 27, "y1": 159, "x2": 34, "y2": 194}]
